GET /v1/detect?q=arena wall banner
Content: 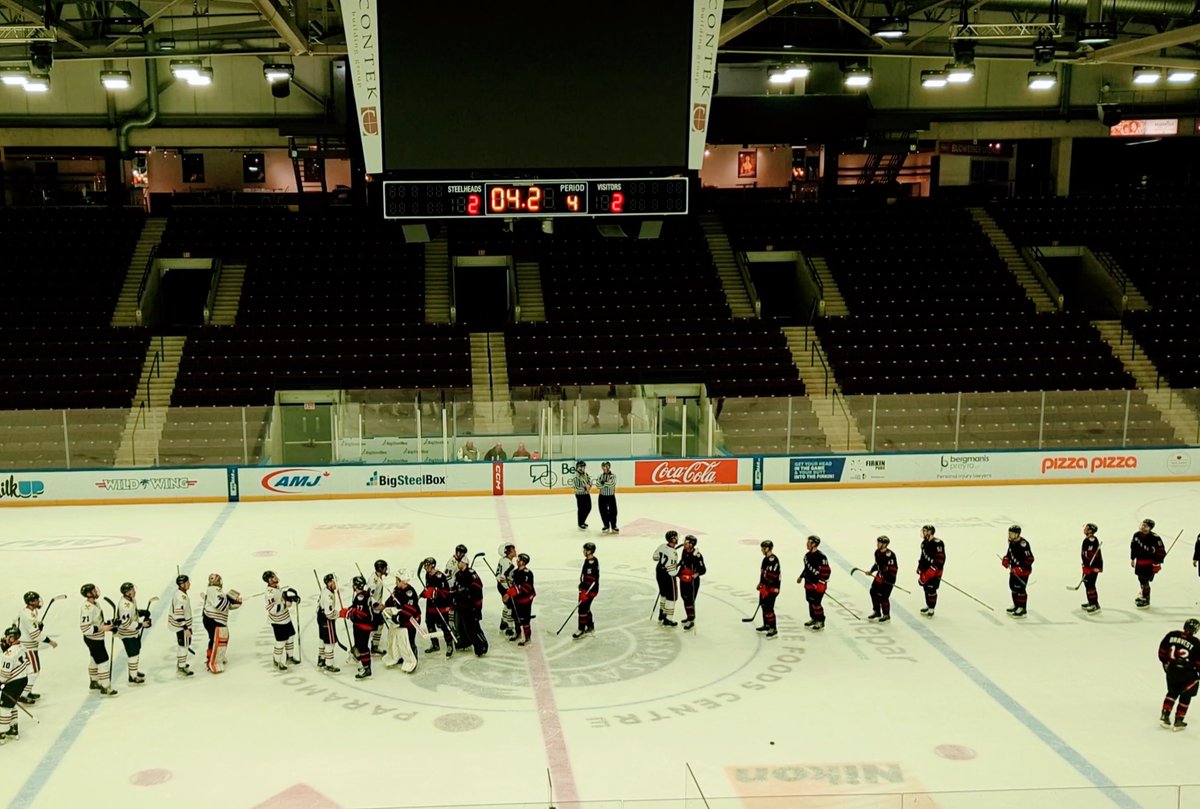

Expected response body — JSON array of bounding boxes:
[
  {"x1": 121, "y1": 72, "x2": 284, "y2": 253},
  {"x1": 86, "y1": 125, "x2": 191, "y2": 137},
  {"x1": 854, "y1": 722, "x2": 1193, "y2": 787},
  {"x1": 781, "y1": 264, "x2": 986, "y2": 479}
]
[
  {"x1": 764, "y1": 447, "x2": 1200, "y2": 488},
  {"x1": 688, "y1": 0, "x2": 724, "y2": 170},
  {"x1": 237, "y1": 463, "x2": 492, "y2": 501},
  {"x1": 0, "y1": 468, "x2": 228, "y2": 507},
  {"x1": 340, "y1": 0, "x2": 383, "y2": 174}
]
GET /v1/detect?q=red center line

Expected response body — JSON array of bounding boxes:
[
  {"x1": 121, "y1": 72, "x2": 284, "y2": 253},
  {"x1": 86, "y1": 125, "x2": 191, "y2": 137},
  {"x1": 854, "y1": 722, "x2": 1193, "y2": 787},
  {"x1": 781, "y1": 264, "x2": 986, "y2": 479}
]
[{"x1": 494, "y1": 496, "x2": 579, "y2": 805}]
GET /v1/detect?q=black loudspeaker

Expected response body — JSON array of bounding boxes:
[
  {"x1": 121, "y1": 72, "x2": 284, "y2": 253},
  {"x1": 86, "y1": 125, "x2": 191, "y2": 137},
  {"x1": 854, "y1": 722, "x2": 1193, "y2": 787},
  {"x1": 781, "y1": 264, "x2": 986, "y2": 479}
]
[
  {"x1": 637, "y1": 220, "x2": 663, "y2": 240},
  {"x1": 1096, "y1": 102, "x2": 1123, "y2": 127},
  {"x1": 402, "y1": 224, "x2": 430, "y2": 243}
]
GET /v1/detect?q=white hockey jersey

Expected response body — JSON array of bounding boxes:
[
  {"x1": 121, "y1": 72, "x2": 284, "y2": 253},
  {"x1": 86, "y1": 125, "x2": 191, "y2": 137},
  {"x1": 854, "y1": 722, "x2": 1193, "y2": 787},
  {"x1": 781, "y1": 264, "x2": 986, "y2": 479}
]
[
  {"x1": 116, "y1": 596, "x2": 142, "y2": 638},
  {"x1": 264, "y1": 586, "x2": 292, "y2": 625},
  {"x1": 169, "y1": 589, "x2": 192, "y2": 631},
  {"x1": 17, "y1": 604, "x2": 44, "y2": 650},
  {"x1": 79, "y1": 601, "x2": 106, "y2": 640},
  {"x1": 653, "y1": 544, "x2": 680, "y2": 577}
]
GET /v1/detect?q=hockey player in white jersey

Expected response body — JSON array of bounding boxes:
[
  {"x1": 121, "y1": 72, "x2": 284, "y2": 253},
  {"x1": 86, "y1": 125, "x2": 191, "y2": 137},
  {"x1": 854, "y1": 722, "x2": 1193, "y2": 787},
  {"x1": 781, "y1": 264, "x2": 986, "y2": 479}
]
[
  {"x1": 495, "y1": 543, "x2": 518, "y2": 639},
  {"x1": 79, "y1": 584, "x2": 118, "y2": 696},
  {"x1": 368, "y1": 559, "x2": 389, "y2": 654},
  {"x1": 444, "y1": 544, "x2": 469, "y2": 579},
  {"x1": 316, "y1": 573, "x2": 341, "y2": 673},
  {"x1": 652, "y1": 531, "x2": 681, "y2": 627},
  {"x1": 1, "y1": 625, "x2": 31, "y2": 744},
  {"x1": 203, "y1": 573, "x2": 242, "y2": 674},
  {"x1": 115, "y1": 582, "x2": 151, "y2": 685},
  {"x1": 262, "y1": 571, "x2": 301, "y2": 671},
  {"x1": 168, "y1": 575, "x2": 195, "y2": 676},
  {"x1": 17, "y1": 591, "x2": 58, "y2": 703}
]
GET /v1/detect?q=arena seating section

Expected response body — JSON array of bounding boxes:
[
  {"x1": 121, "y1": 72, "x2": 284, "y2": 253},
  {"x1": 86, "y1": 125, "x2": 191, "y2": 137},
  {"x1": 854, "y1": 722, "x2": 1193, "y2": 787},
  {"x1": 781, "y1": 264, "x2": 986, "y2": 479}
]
[
  {"x1": 992, "y1": 195, "x2": 1200, "y2": 391},
  {"x1": 0, "y1": 207, "x2": 147, "y2": 467},
  {"x1": 719, "y1": 197, "x2": 1178, "y2": 449},
  {"x1": 452, "y1": 219, "x2": 805, "y2": 398},
  {"x1": 163, "y1": 207, "x2": 468, "y2": 407}
]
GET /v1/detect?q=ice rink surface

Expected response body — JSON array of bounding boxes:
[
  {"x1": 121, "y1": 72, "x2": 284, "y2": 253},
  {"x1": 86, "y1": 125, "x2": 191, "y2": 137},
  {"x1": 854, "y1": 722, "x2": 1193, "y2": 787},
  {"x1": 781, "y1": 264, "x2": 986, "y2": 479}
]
[{"x1": 1, "y1": 481, "x2": 1199, "y2": 809}]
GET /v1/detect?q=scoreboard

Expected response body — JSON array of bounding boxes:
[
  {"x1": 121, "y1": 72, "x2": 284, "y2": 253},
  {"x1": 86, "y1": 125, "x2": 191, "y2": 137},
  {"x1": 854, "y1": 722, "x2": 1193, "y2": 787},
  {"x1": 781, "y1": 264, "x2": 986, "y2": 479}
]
[{"x1": 382, "y1": 177, "x2": 689, "y2": 220}]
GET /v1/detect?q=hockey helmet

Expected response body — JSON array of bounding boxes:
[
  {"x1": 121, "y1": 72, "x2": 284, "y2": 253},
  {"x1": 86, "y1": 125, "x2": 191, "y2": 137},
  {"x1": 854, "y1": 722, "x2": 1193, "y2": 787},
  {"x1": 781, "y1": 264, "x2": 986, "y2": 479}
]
[
  {"x1": 422, "y1": 556, "x2": 437, "y2": 569},
  {"x1": 1142, "y1": 518, "x2": 1156, "y2": 529},
  {"x1": 207, "y1": 573, "x2": 222, "y2": 587},
  {"x1": 3, "y1": 624, "x2": 19, "y2": 642},
  {"x1": 23, "y1": 591, "x2": 40, "y2": 605},
  {"x1": 120, "y1": 582, "x2": 136, "y2": 596},
  {"x1": 455, "y1": 544, "x2": 468, "y2": 554},
  {"x1": 80, "y1": 583, "x2": 97, "y2": 598},
  {"x1": 517, "y1": 553, "x2": 531, "y2": 564},
  {"x1": 1185, "y1": 619, "x2": 1200, "y2": 635},
  {"x1": 877, "y1": 535, "x2": 891, "y2": 545},
  {"x1": 374, "y1": 559, "x2": 388, "y2": 572},
  {"x1": 684, "y1": 535, "x2": 698, "y2": 546},
  {"x1": 807, "y1": 535, "x2": 821, "y2": 547},
  {"x1": 665, "y1": 530, "x2": 679, "y2": 543},
  {"x1": 262, "y1": 570, "x2": 277, "y2": 584},
  {"x1": 323, "y1": 573, "x2": 336, "y2": 586},
  {"x1": 922, "y1": 524, "x2": 936, "y2": 534},
  {"x1": 1084, "y1": 523, "x2": 1098, "y2": 534},
  {"x1": 176, "y1": 574, "x2": 190, "y2": 587},
  {"x1": 761, "y1": 540, "x2": 774, "y2": 550},
  {"x1": 352, "y1": 575, "x2": 367, "y2": 590},
  {"x1": 583, "y1": 542, "x2": 596, "y2": 553}
]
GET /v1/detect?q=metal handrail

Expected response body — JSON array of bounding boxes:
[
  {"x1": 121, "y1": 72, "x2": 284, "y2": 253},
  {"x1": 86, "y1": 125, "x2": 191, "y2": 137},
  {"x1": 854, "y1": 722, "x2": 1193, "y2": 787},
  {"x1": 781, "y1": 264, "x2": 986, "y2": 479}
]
[
  {"x1": 134, "y1": 244, "x2": 158, "y2": 323},
  {"x1": 130, "y1": 400, "x2": 148, "y2": 466},
  {"x1": 144, "y1": 350, "x2": 162, "y2": 408},
  {"x1": 1093, "y1": 247, "x2": 1129, "y2": 295},
  {"x1": 809, "y1": 339, "x2": 831, "y2": 396},
  {"x1": 831, "y1": 388, "x2": 853, "y2": 451},
  {"x1": 1026, "y1": 246, "x2": 1065, "y2": 311},
  {"x1": 733, "y1": 250, "x2": 761, "y2": 318},
  {"x1": 801, "y1": 250, "x2": 824, "y2": 299}
]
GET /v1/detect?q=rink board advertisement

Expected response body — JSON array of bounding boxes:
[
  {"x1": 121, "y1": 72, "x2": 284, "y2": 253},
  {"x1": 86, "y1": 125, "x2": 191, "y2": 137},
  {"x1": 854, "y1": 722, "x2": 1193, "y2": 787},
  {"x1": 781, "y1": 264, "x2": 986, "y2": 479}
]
[
  {"x1": 0, "y1": 468, "x2": 228, "y2": 506},
  {"x1": 767, "y1": 447, "x2": 1200, "y2": 488},
  {"x1": 500, "y1": 457, "x2": 751, "y2": 494},
  {"x1": 237, "y1": 463, "x2": 493, "y2": 501}
]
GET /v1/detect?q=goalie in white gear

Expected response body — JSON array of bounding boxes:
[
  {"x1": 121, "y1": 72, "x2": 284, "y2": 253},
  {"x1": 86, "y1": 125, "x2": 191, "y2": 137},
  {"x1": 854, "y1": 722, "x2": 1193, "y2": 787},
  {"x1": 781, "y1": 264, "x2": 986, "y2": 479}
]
[
  {"x1": 383, "y1": 570, "x2": 422, "y2": 673},
  {"x1": 203, "y1": 573, "x2": 242, "y2": 674}
]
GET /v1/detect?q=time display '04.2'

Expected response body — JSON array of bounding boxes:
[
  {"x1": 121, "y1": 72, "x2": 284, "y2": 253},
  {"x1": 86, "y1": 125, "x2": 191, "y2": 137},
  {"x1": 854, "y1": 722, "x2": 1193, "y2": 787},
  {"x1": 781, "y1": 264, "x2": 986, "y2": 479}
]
[{"x1": 383, "y1": 178, "x2": 688, "y2": 219}]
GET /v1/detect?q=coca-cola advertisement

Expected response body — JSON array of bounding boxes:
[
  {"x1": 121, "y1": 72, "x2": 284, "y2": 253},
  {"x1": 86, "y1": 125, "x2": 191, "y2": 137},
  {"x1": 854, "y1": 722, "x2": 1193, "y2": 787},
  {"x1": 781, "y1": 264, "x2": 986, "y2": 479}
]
[{"x1": 634, "y1": 459, "x2": 738, "y2": 487}]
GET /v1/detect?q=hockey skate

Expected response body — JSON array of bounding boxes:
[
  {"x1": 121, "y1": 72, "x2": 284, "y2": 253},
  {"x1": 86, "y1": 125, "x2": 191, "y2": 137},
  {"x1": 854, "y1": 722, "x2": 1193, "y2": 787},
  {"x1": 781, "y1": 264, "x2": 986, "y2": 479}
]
[
  {"x1": 807, "y1": 622, "x2": 824, "y2": 632},
  {"x1": 128, "y1": 674, "x2": 146, "y2": 685},
  {"x1": 1174, "y1": 718, "x2": 1188, "y2": 732},
  {"x1": 273, "y1": 660, "x2": 288, "y2": 671},
  {"x1": 517, "y1": 636, "x2": 530, "y2": 646},
  {"x1": 177, "y1": 666, "x2": 194, "y2": 677},
  {"x1": 920, "y1": 607, "x2": 935, "y2": 617},
  {"x1": 756, "y1": 624, "x2": 772, "y2": 632},
  {"x1": 1135, "y1": 597, "x2": 1150, "y2": 609},
  {"x1": 324, "y1": 665, "x2": 340, "y2": 673},
  {"x1": 16, "y1": 695, "x2": 36, "y2": 704},
  {"x1": 662, "y1": 618, "x2": 678, "y2": 627},
  {"x1": 867, "y1": 612, "x2": 881, "y2": 621},
  {"x1": 803, "y1": 619, "x2": 817, "y2": 627},
  {"x1": 89, "y1": 680, "x2": 100, "y2": 691},
  {"x1": 425, "y1": 638, "x2": 441, "y2": 654},
  {"x1": 877, "y1": 615, "x2": 891, "y2": 623},
  {"x1": 355, "y1": 667, "x2": 372, "y2": 680},
  {"x1": 765, "y1": 627, "x2": 779, "y2": 637},
  {"x1": 98, "y1": 685, "x2": 119, "y2": 696},
  {"x1": 1006, "y1": 607, "x2": 1018, "y2": 615},
  {"x1": 5, "y1": 725, "x2": 17, "y2": 740},
  {"x1": 682, "y1": 620, "x2": 694, "y2": 631},
  {"x1": 1011, "y1": 608, "x2": 1027, "y2": 618},
  {"x1": 26, "y1": 692, "x2": 40, "y2": 701},
  {"x1": 1081, "y1": 603, "x2": 1100, "y2": 612},
  {"x1": 1161, "y1": 711, "x2": 1172, "y2": 727}
]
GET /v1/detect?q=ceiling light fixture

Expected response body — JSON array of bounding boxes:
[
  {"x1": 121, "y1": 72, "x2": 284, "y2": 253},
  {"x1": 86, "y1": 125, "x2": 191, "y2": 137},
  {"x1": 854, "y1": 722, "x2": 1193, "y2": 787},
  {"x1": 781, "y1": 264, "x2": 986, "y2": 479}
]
[
  {"x1": 921, "y1": 70, "x2": 949, "y2": 88},
  {"x1": 1027, "y1": 70, "x2": 1058, "y2": 90},
  {"x1": 0, "y1": 66, "x2": 30, "y2": 86},
  {"x1": 1077, "y1": 21, "x2": 1115, "y2": 45},
  {"x1": 785, "y1": 63, "x2": 810, "y2": 79},
  {"x1": 946, "y1": 62, "x2": 975, "y2": 83},
  {"x1": 263, "y1": 63, "x2": 294, "y2": 83},
  {"x1": 23, "y1": 75, "x2": 49, "y2": 93},
  {"x1": 100, "y1": 69, "x2": 132, "y2": 90},
  {"x1": 870, "y1": 16, "x2": 909, "y2": 39},
  {"x1": 768, "y1": 69, "x2": 792, "y2": 85},
  {"x1": 1132, "y1": 66, "x2": 1161, "y2": 85},
  {"x1": 170, "y1": 59, "x2": 201, "y2": 80},
  {"x1": 844, "y1": 65, "x2": 873, "y2": 88},
  {"x1": 1166, "y1": 68, "x2": 1197, "y2": 84}
]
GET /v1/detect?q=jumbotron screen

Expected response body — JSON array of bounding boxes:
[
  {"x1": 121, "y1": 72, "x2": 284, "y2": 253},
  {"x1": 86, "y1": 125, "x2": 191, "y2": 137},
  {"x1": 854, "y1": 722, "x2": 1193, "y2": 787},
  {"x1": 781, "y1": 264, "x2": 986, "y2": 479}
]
[{"x1": 376, "y1": 0, "x2": 693, "y2": 172}]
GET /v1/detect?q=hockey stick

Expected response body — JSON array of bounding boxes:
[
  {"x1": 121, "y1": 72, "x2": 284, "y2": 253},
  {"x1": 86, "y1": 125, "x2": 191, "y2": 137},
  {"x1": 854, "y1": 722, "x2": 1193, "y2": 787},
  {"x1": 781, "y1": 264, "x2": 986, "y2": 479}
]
[
  {"x1": 555, "y1": 582, "x2": 596, "y2": 636},
  {"x1": 823, "y1": 590, "x2": 861, "y2": 621},
  {"x1": 37, "y1": 593, "x2": 68, "y2": 624},
  {"x1": 740, "y1": 599, "x2": 762, "y2": 623},
  {"x1": 102, "y1": 596, "x2": 120, "y2": 681},
  {"x1": 849, "y1": 567, "x2": 911, "y2": 595},
  {"x1": 417, "y1": 567, "x2": 454, "y2": 651},
  {"x1": 1166, "y1": 529, "x2": 1185, "y2": 557},
  {"x1": 469, "y1": 551, "x2": 486, "y2": 569},
  {"x1": 1067, "y1": 543, "x2": 1104, "y2": 591},
  {"x1": 941, "y1": 578, "x2": 994, "y2": 611},
  {"x1": 333, "y1": 587, "x2": 359, "y2": 666},
  {"x1": 12, "y1": 699, "x2": 39, "y2": 724}
]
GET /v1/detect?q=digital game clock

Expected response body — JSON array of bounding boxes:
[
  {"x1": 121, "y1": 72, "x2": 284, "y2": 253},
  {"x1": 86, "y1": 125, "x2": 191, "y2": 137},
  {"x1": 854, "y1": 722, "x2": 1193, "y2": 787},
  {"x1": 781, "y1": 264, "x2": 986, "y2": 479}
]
[{"x1": 382, "y1": 178, "x2": 689, "y2": 220}]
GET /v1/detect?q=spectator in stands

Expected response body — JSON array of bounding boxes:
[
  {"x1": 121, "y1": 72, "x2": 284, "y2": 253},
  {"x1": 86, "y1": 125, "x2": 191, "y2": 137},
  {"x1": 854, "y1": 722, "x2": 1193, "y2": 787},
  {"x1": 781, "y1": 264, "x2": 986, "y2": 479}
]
[
  {"x1": 484, "y1": 443, "x2": 507, "y2": 461},
  {"x1": 458, "y1": 441, "x2": 479, "y2": 462},
  {"x1": 512, "y1": 443, "x2": 531, "y2": 459},
  {"x1": 588, "y1": 399, "x2": 602, "y2": 429}
]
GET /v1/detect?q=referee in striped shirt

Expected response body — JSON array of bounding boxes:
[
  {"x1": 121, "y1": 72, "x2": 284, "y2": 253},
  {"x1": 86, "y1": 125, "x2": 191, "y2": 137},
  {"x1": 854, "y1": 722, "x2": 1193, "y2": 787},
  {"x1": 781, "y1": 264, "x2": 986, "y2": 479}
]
[
  {"x1": 573, "y1": 461, "x2": 593, "y2": 530},
  {"x1": 597, "y1": 461, "x2": 619, "y2": 534}
]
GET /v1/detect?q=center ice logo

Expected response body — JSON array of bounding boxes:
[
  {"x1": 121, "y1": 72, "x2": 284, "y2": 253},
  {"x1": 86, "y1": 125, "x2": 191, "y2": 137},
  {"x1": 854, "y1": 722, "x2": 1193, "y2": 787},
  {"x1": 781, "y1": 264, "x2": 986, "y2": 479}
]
[{"x1": 261, "y1": 468, "x2": 330, "y2": 493}]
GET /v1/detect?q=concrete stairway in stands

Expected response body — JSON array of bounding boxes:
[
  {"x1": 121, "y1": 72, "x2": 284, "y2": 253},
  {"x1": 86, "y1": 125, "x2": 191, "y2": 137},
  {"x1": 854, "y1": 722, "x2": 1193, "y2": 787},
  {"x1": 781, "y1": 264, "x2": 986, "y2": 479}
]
[
  {"x1": 808, "y1": 256, "x2": 848, "y2": 316},
  {"x1": 469, "y1": 333, "x2": 514, "y2": 434},
  {"x1": 782, "y1": 325, "x2": 868, "y2": 452},
  {"x1": 424, "y1": 235, "x2": 451, "y2": 323},
  {"x1": 700, "y1": 213, "x2": 755, "y2": 318},
  {"x1": 515, "y1": 260, "x2": 545, "y2": 321},
  {"x1": 112, "y1": 216, "x2": 167, "y2": 326},
  {"x1": 209, "y1": 264, "x2": 245, "y2": 325},
  {"x1": 1092, "y1": 320, "x2": 1200, "y2": 444},
  {"x1": 114, "y1": 335, "x2": 187, "y2": 466},
  {"x1": 968, "y1": 207, "x2": 1056, "y2": 312}
]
